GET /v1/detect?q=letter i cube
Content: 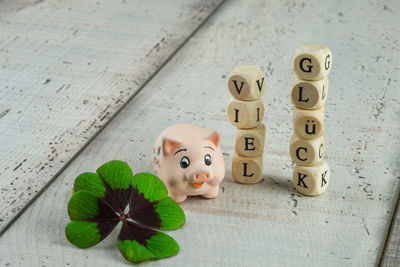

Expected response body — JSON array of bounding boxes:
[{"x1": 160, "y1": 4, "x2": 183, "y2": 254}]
[
  {"x1": 227, "y1": 66, "x2": 266, "y2": 184},
  {"x1": 290, "y1": 44, "x2": 332, "y2": 196}
]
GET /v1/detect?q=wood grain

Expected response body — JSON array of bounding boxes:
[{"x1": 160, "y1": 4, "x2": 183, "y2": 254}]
[
  {"x1": 0, "y1": 0, "x2": 399, "y2": 266},
  {"x1": 0, "y1": 0, "x2": 225, "y2": 234},
  {"x1": 382, "y1": 198, "x2": 400, "y2": 266}
]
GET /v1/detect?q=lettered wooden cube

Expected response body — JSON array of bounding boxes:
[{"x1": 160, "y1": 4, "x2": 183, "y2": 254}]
[
  {"x1": 227, "y1": 65, "x2": 266, "y2": 101},
  {"x1": 235, "y1": 123, "x2": 265, "y2": 157},
  {"x1": 289, "y1": 134, "x2": 325, "y2": 166},
  {"x1": 294, "y1": 44, "x2": 332, "y2": 81},
  {"x1": 293, "y1": 161, "x2": 330, "y2": 196},
  {"x1": 293, "y1": 106, "x2": 324, "y2": 140},
  {"x1": 227, "y1": 98, "x2": 264, "y2": 129},
  {"x1": 232, "y1": 153, "x2": 263, "y2": 184},
  {"x1": 291, "y1": 77, "x2": 329, "y2": 109}
]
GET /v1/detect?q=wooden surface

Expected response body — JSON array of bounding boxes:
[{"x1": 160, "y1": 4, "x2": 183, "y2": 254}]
[
  {"x1": 1, "y1": 0, "x2": 399, "y2": 266},
  {"x1": 0, "y1": 0, "x2": 224, "y2": 234},
  {"x1": 382, "y1": 199, "x2": 400, "y2": 267}
]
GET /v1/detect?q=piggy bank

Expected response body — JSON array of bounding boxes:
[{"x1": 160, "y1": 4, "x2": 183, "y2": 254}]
[{"x1": 153, "y1": 124, "x2": 225, "y2": 202}]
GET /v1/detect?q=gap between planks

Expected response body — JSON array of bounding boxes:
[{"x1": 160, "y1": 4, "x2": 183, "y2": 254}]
[
  {"x1": 0, "y1": 0, "x2": 227, "y2": 237},
  {"x1": 380, "y1": 187, "x2": 400, "y2": 266}
]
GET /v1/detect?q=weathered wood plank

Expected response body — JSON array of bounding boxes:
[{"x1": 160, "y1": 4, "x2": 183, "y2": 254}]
[
  {"x1": 382, "y1": 198, "x2": 400, "y2": 266},
  {"x1": 1, "y1": 0, "x2": 399, "y2": 266},
  {"x1": 0, "y1": 0, "x2": 225, "y2": 233}
]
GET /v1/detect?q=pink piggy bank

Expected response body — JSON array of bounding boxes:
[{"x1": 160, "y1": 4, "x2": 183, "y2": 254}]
[{"x1": 153, "y1": 124, "x2": 225, "y2": 202}]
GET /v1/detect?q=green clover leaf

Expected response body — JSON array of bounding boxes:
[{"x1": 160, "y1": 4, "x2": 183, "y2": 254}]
[{"x1": 65, "y1": 160, "x2": 185, "y2": 263}]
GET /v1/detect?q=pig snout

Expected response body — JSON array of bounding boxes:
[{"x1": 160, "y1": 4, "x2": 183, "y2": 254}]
[
  {"x1": 185, "y1": 164, "x2": 213, "y2": 188},
  {"x1": 187, "y1": 170, "x2": 210, "y2": 182},
  {"x1": 194, "y1": 171, "x2": 210, "y2": 182}
]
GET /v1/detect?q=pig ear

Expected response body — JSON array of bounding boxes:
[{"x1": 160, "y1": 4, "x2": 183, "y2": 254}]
[
  {"x1": 162, "y1": 137, "x2": 182, "y2": 156},
  {"x1": 205, "y1": 130, "x2": 220, "y2": 147}
]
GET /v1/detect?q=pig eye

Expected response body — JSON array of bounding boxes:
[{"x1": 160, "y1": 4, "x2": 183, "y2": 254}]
[
  {"x1": 180, "y1": 156, "x2": 190, "y2": 169},
  {"x1": 204, "y1": 154, "x2": 212, "y2": 166}
]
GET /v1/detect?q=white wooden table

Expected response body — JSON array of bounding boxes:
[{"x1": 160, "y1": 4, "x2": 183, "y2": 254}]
[{"x1": 0, "y1": 0, "x2": 399, "y2": 266}]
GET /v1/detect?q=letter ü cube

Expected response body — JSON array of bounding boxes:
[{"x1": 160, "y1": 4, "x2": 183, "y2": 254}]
[
  {"x1": 227, "y1": 65, "x2": 266, "y2": 184},
  {"x1": 290, "y1": 44, "x2": 332, "y2": 196}
]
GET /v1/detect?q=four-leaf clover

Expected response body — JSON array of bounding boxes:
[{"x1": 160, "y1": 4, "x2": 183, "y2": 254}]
[{"x1": 65, "y1": 160, "x2": 185, "y2": 263}]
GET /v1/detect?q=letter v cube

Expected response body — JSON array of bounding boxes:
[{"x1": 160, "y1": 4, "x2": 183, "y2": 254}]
[{"x1": 228, "y1": 65, "x2": 266, "y2": 101}]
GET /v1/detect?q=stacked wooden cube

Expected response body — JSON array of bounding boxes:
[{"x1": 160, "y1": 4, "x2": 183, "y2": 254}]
[
  {"x1": 227, "y1": 66, "x2": 266, "y2": 184},
  {"x1": 290, "y1": 44, "x2": 332, "y2": 195}
]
